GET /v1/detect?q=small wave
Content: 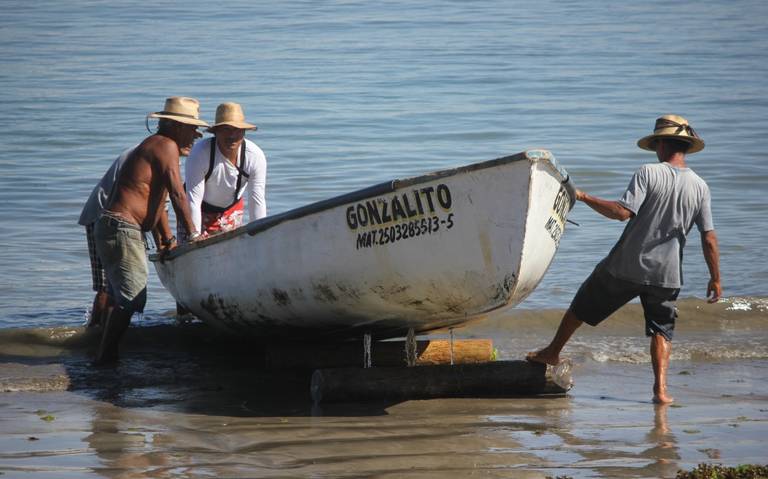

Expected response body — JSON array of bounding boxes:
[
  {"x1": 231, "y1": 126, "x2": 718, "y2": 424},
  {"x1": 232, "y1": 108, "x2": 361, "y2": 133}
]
[
  {"x1": 723, "y1": 296, "x2": 768, "y2": 312},
  {"x1": 577, "y1": 337, "x2": 768, "y2": 364}
]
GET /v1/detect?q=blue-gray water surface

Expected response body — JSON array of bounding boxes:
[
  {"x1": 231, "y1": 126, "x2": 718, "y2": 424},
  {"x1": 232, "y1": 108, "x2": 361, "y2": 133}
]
[{"x1": 1, "y1": 0, "x2": 766, "y2": 329}]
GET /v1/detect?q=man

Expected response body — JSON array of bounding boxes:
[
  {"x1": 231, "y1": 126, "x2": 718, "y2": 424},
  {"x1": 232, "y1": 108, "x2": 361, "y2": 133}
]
[
  {"x1": 78, "y1": 146, "x2": 135, "y2": 328},
  {"x1": 183, "y1": 102, "x2": 267, "y2": 240},
  {"x1": 93, "y1": 97, "x2": 208, "y2": 365},
  {"x1": 527, "y1": 114, "x2": 722, "y2": 404},
  {"x1": 79, "y1": 133, "x2": 198, "y2": 327}
]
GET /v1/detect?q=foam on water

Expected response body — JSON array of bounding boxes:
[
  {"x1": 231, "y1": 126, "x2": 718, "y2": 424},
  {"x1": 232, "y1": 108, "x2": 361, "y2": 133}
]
[
  {"x1": 724, "y1": 296, "x2": 768, "y2": 312},
  {"x1": 2, "y1": 296, "x2": 766, "y2": 365}
]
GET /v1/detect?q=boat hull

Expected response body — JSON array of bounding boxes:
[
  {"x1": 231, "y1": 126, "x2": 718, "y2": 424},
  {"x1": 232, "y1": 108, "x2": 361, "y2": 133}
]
[{"x1": 153, "y1": 150, "x2": 574, "y2": 339}]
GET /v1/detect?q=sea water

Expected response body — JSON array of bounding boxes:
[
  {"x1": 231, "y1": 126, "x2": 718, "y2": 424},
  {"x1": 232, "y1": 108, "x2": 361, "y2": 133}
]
[
  {"x1": 1, "y1": 4, "x2": 768, "y2": 477},
  {"x1": 0, "y1": 0, "x2": 766, "y2": 334}
]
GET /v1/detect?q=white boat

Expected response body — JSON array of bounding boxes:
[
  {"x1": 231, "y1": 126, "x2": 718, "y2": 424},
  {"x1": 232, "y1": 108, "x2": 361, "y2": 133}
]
[{"x1": 151, "y1": 150, "x2": 575, "y2": 340}]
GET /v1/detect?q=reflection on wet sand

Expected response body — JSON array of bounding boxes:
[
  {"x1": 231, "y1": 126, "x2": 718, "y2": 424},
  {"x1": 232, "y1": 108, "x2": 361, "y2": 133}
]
[
  {"x1": 641, "y1": 404, "x2": 680, "y2": 478},
  {"x1": 85, "y1": 403, "x2": 170, "y2": 479},
  {"x1": 2, "y1": 329, "x2": 768, "y2": 477}
]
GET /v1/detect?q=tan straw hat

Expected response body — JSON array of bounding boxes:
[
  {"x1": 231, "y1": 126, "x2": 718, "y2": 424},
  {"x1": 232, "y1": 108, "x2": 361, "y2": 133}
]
[
  {"x1": 637, "y1": 114, "x2": 704, "y2": 154},
  {"x1": 147, "y1": 97, "x2": 209, "y2": 127},
  {"x1": 207, "y1": 102, "x2": 257, "y2": 132}
]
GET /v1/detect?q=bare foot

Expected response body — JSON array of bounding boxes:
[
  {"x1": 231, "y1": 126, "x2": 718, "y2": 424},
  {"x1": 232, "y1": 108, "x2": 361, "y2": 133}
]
[
  {"x1": 652, "y1": 392, "x2": 675, "y2": 404},
  {"x1": 526, "y1": 348, "x2": 560, "y2": 366}
]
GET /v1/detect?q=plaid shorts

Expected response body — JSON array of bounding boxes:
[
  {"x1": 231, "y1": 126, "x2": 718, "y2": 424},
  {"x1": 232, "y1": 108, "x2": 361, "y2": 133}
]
[
  {"x1": 86, "y1": 223, "x2": 108, "y2": 293},
  {"x1": 570, "y1": 260, "x2": 680, "y2": 341}
]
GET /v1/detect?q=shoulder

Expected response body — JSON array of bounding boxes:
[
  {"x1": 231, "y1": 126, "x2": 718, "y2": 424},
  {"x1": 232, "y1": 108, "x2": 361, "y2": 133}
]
[
  {"x1": 244, "y1": 138, "x2": 265, "y2": 156},
  {"x1": 685, "y1": 169, "x2": 711, "y2": 194},
  {"x1": 105, "y1": 146, "x2": 135, "y2": 177},
  {"x1": 116, "y1": 145, "x2": 137, "y2": 166},
  {"x1": 187, "y1": 137, "x2": 213, "y2": 162},
  {"x1": 684, "y1": 167, "x2": 708, "y2": 183},
  {"x1": 635, "y1": 162, "x2": 675, "y2": 180},
  {"x1": 637, "y1": 162, "x2": 663, "y2": 173},
  {"x1": 629, "y1": 163, "x2": 656, "y2": 182},
  {"x1": 139, "y1": 134, "x2": 179, "y2": 162},
  {"x1": 243, "y1": 138, "x2": 266, "y2": 167}
]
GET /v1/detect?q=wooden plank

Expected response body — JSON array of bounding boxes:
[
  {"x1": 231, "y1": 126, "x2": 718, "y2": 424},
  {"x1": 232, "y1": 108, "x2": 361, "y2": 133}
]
[
  {"x1": 264, "y1": 339, "x2": 494, "y2": 370},
  {"x1": 310, "y1": 359, "x2": 572, "y2": 403}
]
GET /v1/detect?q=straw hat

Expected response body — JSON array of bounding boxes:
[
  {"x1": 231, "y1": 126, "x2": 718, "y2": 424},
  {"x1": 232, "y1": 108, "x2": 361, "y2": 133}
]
[
  {"x1": 637, "y1": 114, "x2": 704, "y2": 154},
  {"x1": 207, "y1": 102, "x2": 257, "y2": 132},
  {"x1": 147, "y1": 97, "x2": 209, "y2": 127}
]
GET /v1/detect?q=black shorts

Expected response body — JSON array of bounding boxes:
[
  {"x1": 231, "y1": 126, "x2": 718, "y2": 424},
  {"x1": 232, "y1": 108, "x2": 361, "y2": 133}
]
[{"x1": 569, "y1": 261, "x2": 680, "y2": 341}]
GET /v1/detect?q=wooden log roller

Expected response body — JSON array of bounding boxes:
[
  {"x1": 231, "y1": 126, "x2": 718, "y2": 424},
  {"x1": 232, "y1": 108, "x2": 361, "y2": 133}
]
[{"x1": 311, "y1": 359, "x2": 573, "y2": 403}]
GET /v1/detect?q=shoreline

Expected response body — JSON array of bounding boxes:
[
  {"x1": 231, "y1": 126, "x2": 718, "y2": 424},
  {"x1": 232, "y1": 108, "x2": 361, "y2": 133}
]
[{"x1": 1, "y1": 340, "x2": 766, "y2": 478}]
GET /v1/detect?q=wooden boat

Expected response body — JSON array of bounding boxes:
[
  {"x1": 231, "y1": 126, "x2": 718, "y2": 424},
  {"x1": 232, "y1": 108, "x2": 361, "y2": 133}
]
[{"x1": 151, "y1": 150, "x2": 575, "y2": 340}]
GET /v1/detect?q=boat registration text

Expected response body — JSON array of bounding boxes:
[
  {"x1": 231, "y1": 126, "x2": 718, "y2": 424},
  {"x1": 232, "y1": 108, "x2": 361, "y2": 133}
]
[{"x1": 346, "y1": 183, "x2": 455, "y2": 249}]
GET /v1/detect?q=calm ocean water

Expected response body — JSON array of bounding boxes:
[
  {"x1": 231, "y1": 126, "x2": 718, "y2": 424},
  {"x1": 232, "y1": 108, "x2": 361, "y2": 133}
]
[
  {"x1": 1, "y1": 4, "x2": 767, "y2": 477},
  {"x1": 1, "y1": 0, "x2": 767, "y2": 330}
]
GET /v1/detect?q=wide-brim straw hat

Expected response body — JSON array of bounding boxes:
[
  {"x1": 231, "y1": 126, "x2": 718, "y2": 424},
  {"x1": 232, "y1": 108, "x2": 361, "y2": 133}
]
[
  {"x1": 637, "y1": 114, "x2": 705, "y2": 154},
  {"x1": 147, "y1": 96, "x2": 209, "y2": 127},
  {"x1": 207, "y1": 102, "x2": 257, "y2": 132}
]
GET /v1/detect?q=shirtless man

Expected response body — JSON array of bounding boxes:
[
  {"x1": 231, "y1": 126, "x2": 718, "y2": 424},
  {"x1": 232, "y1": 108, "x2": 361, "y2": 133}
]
[{"x1": 93, "y1": 97, "x2": 208, "y2": 365}]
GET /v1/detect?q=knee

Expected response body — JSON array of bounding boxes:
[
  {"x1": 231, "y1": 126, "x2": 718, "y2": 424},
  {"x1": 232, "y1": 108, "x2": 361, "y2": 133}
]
[{"x1": 565, "y1": 309, "x2": 584, "y2": 326}]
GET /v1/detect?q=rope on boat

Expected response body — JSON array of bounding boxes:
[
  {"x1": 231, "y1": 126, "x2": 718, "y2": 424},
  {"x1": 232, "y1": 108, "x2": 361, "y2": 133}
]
[
  {"x1": 405, "y1": 328, "x2": 417, "y2": 367},
  {"x1": 363, "y1": 332, "x2": 372, "y2": 368}
]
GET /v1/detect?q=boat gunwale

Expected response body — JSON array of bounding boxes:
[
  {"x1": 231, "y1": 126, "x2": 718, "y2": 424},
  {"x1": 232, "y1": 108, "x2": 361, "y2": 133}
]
[{"x1": 151, "y1": 149, "x2": 564, "y2": 262}]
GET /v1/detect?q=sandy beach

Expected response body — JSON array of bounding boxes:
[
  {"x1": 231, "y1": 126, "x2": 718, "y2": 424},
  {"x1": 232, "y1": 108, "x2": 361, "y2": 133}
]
[{"x1": 1, "y1": 315, "x2": 766, "y2": 478}]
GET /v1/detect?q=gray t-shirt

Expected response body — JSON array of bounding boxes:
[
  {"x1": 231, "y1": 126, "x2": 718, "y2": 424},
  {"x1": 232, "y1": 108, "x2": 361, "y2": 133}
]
[
  {"x1": 77, "y1": 146, "x2": 135, "y2": 226},
  {"x1": 604, "y1": 162, "x2": 714, "y2": 288}
]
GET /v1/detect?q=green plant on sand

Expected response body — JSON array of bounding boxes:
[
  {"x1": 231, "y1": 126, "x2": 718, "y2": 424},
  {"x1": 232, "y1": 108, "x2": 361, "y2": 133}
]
[
  {"x1": 675, "y1": 464, "x2": 768, "y2": 479},
  {"x1": 547, "y1": 464, "x2": 768, "y2": 479}
]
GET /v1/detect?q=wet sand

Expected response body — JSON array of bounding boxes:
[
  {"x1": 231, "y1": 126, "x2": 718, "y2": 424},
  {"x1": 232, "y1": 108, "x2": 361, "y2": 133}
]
[{"x1": 1, "y1": 325, "x2": 766, "y2": 478}]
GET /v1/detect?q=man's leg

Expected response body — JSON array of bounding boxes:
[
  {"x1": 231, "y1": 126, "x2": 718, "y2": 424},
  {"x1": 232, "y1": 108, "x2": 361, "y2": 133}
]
[
  {"x1": 94, "y1": 306, "x2": 133, "y2": 365},
  {"x1": 88, "y1": 291, "x2": 110, "y2": 328},
  {"x1": 86, "y1": 225, "x2": 110, "y2": 328},
  {"x1": 642, "y1": 286, "x2": 679, "y2": 404},
  {"x1": 92, "y1": 216, "x2": 147, "y2": 365},
  {"x1": 527, "y1": 309, "x2": 583, "y2": 365},
  {"x1": 651, "y1": 332, "x2": 674, "y2": 404}
]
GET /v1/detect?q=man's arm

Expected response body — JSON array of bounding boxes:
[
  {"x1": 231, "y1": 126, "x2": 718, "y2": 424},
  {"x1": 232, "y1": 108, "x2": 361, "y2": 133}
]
[
  {"x1": 152, "y1": 205, "x2": 177, "y2": 261},
  {"x1": 153, "y1": 203, "x2": 175, "y2": 246},
  {"x1": 701, "y1": 229, "x2": 722, "y2": 303},
  {"x1": 185, "y1": 142, "x2": 207, "y2": 234},
  {"x1": 576, "y1": 189, "x2": 634, "y2": 221},
  {"x1": 157, "y1": 141, "x2": 198, "y2": 238},
  {"x1": 247, "y1": 146, "x2": 267, "y2": 221}
]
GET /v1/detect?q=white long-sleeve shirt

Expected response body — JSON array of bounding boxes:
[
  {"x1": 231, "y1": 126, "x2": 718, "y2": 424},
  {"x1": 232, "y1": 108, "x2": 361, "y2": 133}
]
[{"x1": 185, "y1": 137, "x2": 267, "y2": 233}]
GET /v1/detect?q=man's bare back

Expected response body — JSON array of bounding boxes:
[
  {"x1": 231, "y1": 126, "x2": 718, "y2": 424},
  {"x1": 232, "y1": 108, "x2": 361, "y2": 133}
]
[{"x1": 107, "y1": 133, "x2": 196, "y2": 235}]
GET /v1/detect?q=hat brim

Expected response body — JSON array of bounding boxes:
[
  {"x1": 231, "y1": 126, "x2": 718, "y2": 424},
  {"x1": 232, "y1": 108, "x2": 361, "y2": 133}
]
[
  {"x1": 207, "y1": 121, "x2": 258, "y2": 133},
  {"x1": 637, "y1": 134, "x2": 705, "y2": 154},
  {"x1": 148, "y1": 112, "x2": 209, "y2": 127}
]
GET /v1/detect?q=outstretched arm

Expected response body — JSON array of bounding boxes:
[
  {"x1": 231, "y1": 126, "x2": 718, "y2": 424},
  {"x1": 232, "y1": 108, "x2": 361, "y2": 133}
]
[
  {"x1": 701, "y1": 230, "x2": 721, "y2": 303},
  {"x1": 576, "y1": 189, "x2": 634, "y2": 221},
  {"x1": 152, "y1": 205, "x2": 177, "y2": 261},
  {"x1": 153, "y1": 204, "x2": 173, "y2": 248}
]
